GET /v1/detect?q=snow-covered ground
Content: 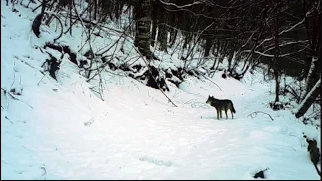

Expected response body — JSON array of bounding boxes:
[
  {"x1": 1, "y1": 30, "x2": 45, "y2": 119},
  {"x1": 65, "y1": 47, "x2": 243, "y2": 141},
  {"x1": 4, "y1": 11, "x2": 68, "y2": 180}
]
[{"x1": 1, "y1": 1, "x2": 321, "y2": 180}]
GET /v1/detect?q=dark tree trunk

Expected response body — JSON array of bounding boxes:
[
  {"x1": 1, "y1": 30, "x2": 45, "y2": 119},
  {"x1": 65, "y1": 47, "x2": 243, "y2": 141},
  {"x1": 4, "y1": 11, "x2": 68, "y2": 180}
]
[
  {"x1": 273, "y1": 2, "x2": 280, "y2": 103},
  {"x1": 157, "y1": 4, "x2": 167, "y2": 52},
  {"x1": 274, "y1": 68, "x2": 280, "y2": 102},
  {"x1": 157, "y1": 21, "x2": 167, "y2": 51},
  {"x1": 204, "y1": 37, "x2": 213, "y2": 57},
  {"x1": 169, "y1": 28, "x2": 177, "y2": 48},
  {"x1": 227, "y1": 50, "x2": 234, "y2": 71},
  {"x1": 32, "y1": 0, "x2": 47, "y2": 38},
  {"x1": 69, "y1": 1, "x2": 72, "y2": 35},
  {"x1": 150, "y1": 0, "x2": 157, "y2": 47},
  {"x1": 151, "y1": 19, "x2": 157, "y2": 47},
  {"x1": 134, "y1": 0, "x2": 152, "y2": 60},
  {"x1": 93, "y1": 0, "x2": 97, "y2": 20},
  {"x1": 210, "y1": 40, "x2": 220, "y2": 69}
]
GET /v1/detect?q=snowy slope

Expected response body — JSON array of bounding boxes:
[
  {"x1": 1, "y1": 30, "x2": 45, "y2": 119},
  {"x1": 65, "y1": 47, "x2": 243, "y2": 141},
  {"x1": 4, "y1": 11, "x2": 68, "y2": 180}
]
[{"x1": 1, "y1": 2, "x2": 321, "y2": 180}]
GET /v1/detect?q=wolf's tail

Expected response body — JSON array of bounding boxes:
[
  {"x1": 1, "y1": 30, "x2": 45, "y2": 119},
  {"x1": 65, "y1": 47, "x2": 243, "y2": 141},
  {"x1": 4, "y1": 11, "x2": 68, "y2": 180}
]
[{"x1": 231, "y1": 102, "x2": 236, "y2": 113}]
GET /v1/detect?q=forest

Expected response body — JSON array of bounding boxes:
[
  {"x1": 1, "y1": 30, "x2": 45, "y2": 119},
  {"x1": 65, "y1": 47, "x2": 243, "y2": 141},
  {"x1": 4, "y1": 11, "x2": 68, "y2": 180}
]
[
  {"x1": 2, "y1": 0, "x2": 321, "y2": 179},
  {"x1": 23, "y1": 0, "x2": 321, "y2": 119}
]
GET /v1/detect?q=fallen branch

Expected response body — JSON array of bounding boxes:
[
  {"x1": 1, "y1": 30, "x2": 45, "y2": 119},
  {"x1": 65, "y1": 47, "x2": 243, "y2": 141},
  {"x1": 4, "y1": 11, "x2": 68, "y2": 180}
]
[
  {"x1": 200, "y1": 74, "x2": 223, "y2": 91},
  {"x1": 84, "y1": 117, "x2": 95, "y2": 127},
  {"x1": 247, "y1": 111, "x2": 274, "y2": 121},
  {"x1": 1, "y1": 88, "x2": 34, "y2": 109}
]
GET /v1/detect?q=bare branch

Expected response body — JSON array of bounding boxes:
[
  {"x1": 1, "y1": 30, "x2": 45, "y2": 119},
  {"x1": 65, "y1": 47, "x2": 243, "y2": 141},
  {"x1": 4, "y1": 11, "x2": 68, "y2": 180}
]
[
  {"x1": 248, "y1": 49, "x2": 307, "y2": 60},
  {"x1": 200, "y1": 74, "x2": 223, "y2": 91},
  {"x1": 158, "y1": 0, "x2": 206, "y2": 9}
]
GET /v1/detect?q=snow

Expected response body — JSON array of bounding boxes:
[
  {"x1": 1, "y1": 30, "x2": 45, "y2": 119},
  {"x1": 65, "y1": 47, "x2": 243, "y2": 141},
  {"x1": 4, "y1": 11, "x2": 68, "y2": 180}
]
[{"x1": 1, "y1": 1, "x2": 321, "y2": 180}]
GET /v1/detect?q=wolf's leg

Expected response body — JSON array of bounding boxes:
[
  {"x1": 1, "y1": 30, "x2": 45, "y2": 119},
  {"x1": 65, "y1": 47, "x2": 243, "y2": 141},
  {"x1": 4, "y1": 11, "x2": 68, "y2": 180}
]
[
  {"x1": 225, "y1": 110, "x2": 228, "y2": 119},
  {"x1": 216, "y1": 110, "x2": 219, "y2": 120},
  {"x1": 231, "y1": 110, "x2": 234, "y2": 119}
]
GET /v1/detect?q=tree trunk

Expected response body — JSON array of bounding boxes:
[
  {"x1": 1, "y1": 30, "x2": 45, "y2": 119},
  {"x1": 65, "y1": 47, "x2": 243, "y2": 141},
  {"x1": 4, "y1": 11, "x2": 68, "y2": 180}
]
[
  {"x1": 32, "y1": 0, "x2": 47, "y2": 38},
  {"x1": 227, "y1": 50, "x2": 234, "y2": 71},
  {"x1": 69, "y1": 1, "x2": 72, "y2": 36},
  {"x1": 40, "y1": 0, "x2": 46, "y2": 16},
  {"x1": 169, "y1": 28, "x2": 177, "y2": 48},
  {"x1": 134, "y1": 0, "x2": 152, "y2": 60},
  {"x1": 157, "y1": 11, "x2": 167, "y2": 52},
  {"x1": 218, "y1": 55, "x2": 224, "y2": 64},
  {"x1": 273, "y1": 2, "x2": 280, "y2": 103},
  {"x1": 305, "y1": 56, "x2": 320, "y2": 99},
  {"x1": 93, "y1": 0, "x2": 97, "y2": 20},
  {"x1": 211, "y1": 58, "x2": 217, "y2": 70},
  {"x1": 295, "y1": 78, "x2": 321, "y2": 118},
  {"x1": 182, "y1": 33, "x2": 190, "y2": 50},
  {"x1": 150, "y1": 0, "x2": 157, "y2": 47},
  {"x1": 241, "y1": 60, "x2": 248, "y2": 71},
  {"x1": 210, "y1": 40, "x2": 220, "y2": 69},
  {"x1": 303, "y1": 0, "x2": 321, "y2": 101},
  {"x1": 151, "y1": 19, "x2": 157, "y2": 47},
  {"x1": 241, "y1": 61, "x2": 251, "y2": 75},
  {"x1": 204, "y1": 37, "x2": 213, "y2": 57},
  {"x1": 274, "y1": 68, "x2": 280, "y2": 102}
]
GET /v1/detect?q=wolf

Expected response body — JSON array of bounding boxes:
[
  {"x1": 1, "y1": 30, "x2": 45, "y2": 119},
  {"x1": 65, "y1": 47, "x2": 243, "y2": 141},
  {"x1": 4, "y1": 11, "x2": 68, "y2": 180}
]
[{"x1": 206, "y1": 95, "x2": 236, "y2": 120}]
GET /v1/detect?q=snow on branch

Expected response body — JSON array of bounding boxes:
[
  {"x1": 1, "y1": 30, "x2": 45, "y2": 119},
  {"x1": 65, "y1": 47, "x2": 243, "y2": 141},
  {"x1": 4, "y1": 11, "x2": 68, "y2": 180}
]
[
  {"x1": 242, "y1": 42, "x2": 308, "y2": 63},
  {"x1": 256, "y1": 18, "x2": 306, "y2": 48},
  {"x1": 159, "y1": 0, "x2": 209, "y2": 9}
]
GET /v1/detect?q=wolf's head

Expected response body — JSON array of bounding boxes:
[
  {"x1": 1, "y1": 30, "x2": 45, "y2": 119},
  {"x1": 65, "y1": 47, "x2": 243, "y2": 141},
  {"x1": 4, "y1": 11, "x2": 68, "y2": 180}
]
[{"x1": 206, "y1": 95, "x2": 215, "y2": 104}]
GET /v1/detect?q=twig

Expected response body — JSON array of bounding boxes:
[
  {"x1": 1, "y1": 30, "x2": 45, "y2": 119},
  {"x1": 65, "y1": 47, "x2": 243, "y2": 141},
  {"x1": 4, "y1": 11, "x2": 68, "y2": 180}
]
[
  {"x1": 73, "y1": 0, "x2": 104, "y2": 100},
  {"x1": 73, "y1": 0, "x2": 93, "y2": 56},
  {"x1": 63, "y1": 6, "x2": 89, "y2": 34},
  {"x1": 11, "y1": 61, "x2": 17, "y2": 91},
  {"x1": 40, "y1": 165, "x2": 47, "y2": 176},
  {"x1": 37, "y1": 72, "x2": 47, "y2": 86},
  {"x1": 32, "y1": 3, "x2": 42, "y2": 12},
  {"x1": 86, "y1": 21, "x2": 134, "y2": 82},
  {"x1": 84, "y1": 118, "x2": 95, "y2": 126},
  {"x1": 95, "y1": 19, "x2": 134, "y2": 56},
  {"x1": 247, "y1": 111, "x2": 274, "y2": 121}
]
